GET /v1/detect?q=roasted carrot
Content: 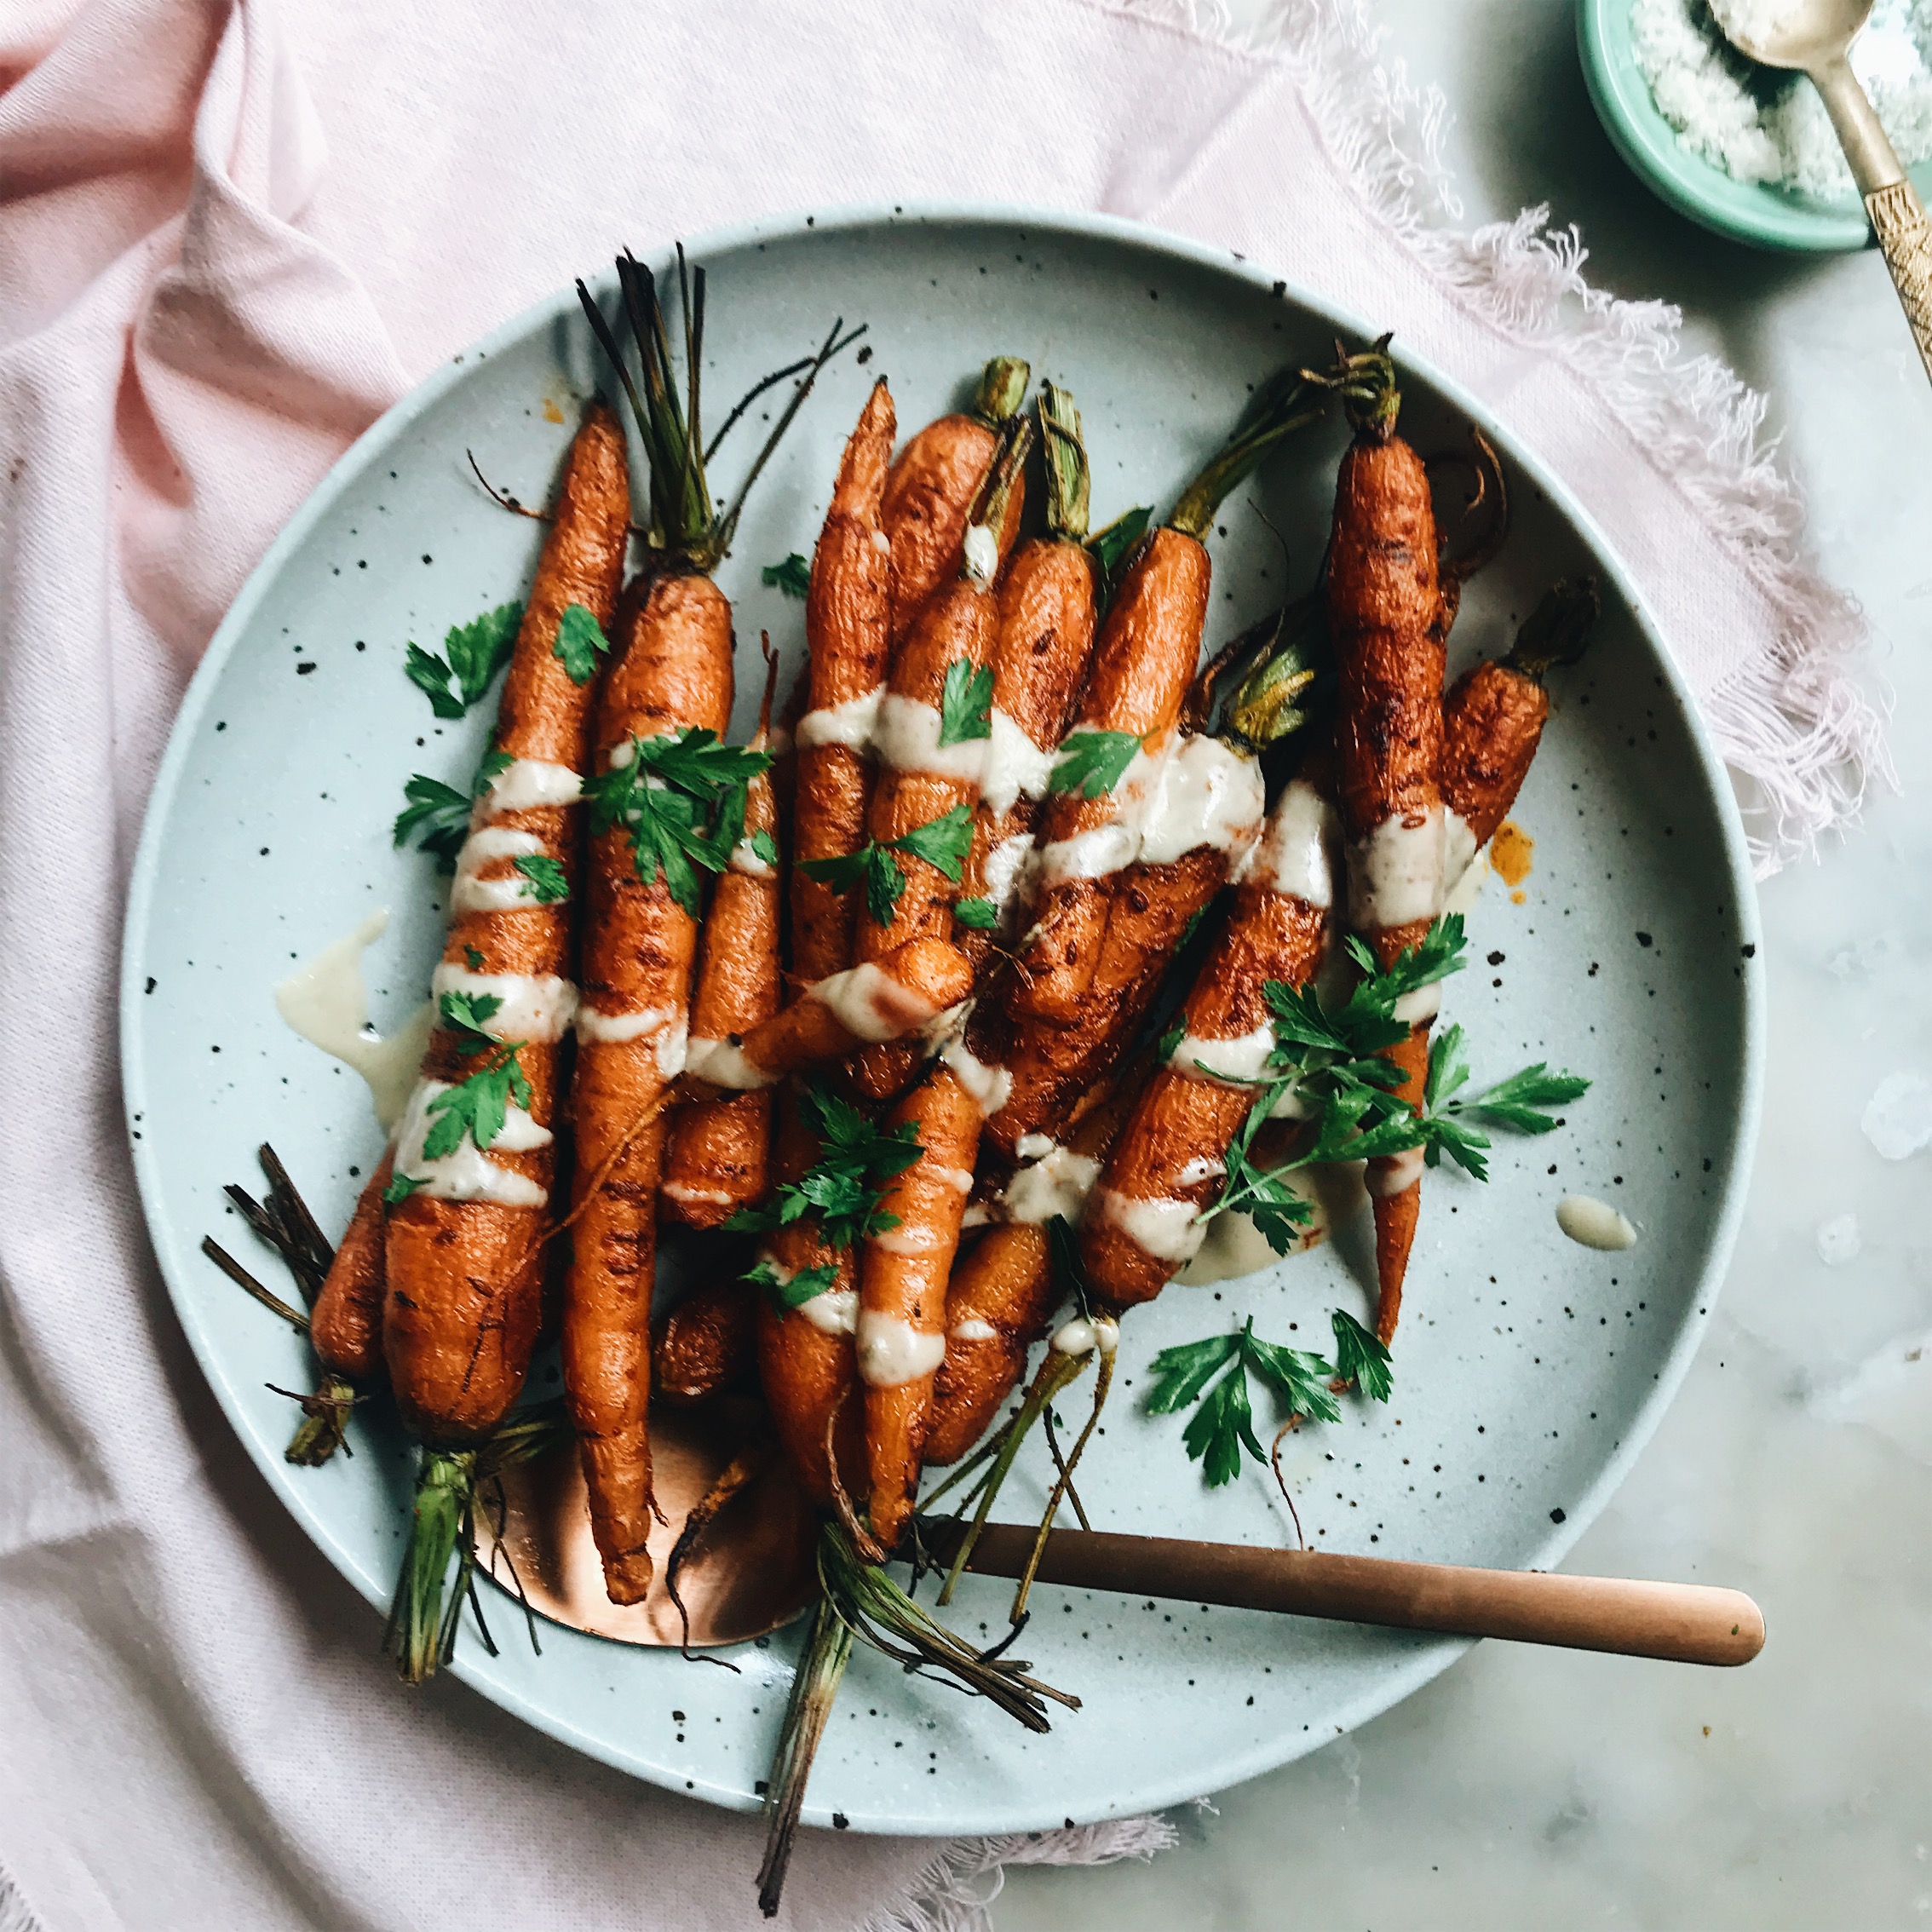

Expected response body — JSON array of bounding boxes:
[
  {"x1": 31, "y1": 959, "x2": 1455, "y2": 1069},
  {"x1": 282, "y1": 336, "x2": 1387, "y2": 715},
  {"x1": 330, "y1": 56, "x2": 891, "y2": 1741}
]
[
  {"x1": 920, "y1": 1226, "x2": 1054, "y2": 1467},
  {"x1": 752, "y1": 1086, "x2": 866, "y2": 1509},
  {"x1": 682, "y1": 935, "x2": 974, "y2": 1093},
  {"x1": 1080, "y1": 773, "x2": 1337, "y2": 1308},
  {"x1": 308, "y1": 1149, "x2": 393, "y2": 1389},
  {"x1": 843, "y1": 420, "x2": 1035, "y2": 1100},
  {"x1": 793, "y1": 382, "x2": 896, "y2": 986},
  {"x1": 954, "y1": 382, "x2": 1104, "y2": 975},
  {"x1": 564, "y1": 250, "x2": 854, "y2": 1605},
  {"x1": 380, "y1": 399, "x2": 630, "y2": 1678},
  {"x1": 655, "y1": 1277, "x2": 759, "y2": 1405},
  {"x1": 661, "y1": 657, "x2": 782, "y2": 1228},
  {"x1": 881, "y1": 356, "x2": 1029, "y2": 647},
  {"x1": 1318, "y1": 342, "x2": 1451, "y2": 1346},
  {"x1": 1440, "y1": 578, "x2": 1600, "y2": 867},
  {"x1": 857, "y1": 1064, "x2": 982, "y2": 1549},
  {"x1": 969, "y1": 372, "x2": 1322, "y2": 1164}
]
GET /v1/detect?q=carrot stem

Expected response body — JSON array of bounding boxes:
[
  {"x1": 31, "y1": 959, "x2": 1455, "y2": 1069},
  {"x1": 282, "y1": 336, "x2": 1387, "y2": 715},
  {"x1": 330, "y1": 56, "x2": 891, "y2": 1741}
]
[
  {"x1": 386, "y1": 1446, "x2": 478, "y2": 1685},
  {"x1": 285, "y1": 1371, "x2": 356, "y2": 1468},
  {"x1": 1168, "y1": 368, "x2": 1324, "y2": 540},
  {"x1": 1038, "y1": 379, "x2": 1091, "y2": 543},
  {"x1": 756, "y1": 1591, "x2": 854, "y2": 1918}
]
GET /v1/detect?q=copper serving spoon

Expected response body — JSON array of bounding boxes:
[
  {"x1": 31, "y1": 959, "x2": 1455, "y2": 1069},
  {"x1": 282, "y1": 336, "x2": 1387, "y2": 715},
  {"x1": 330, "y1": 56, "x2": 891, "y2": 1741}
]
[
  {"x1": 1712, "y1": 0, "x2": 1932, "y2": 382},
  {"x1": 479, "y1": 1427, "x2": 1762, "y2": 1666}
]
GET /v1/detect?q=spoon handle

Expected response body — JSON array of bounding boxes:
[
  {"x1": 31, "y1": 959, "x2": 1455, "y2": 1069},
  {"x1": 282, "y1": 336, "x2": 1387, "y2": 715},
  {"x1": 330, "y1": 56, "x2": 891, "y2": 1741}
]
[
  {"x1": 940, "y1": 1521, "x2": 1765, "y2": 1666},
  {"x1": 1811, "y1": 55, "x2": 1932, "y2": 384}
]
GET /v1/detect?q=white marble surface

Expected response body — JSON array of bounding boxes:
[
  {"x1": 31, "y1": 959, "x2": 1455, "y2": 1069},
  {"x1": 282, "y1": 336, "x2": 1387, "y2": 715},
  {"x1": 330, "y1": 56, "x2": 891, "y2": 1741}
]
[{"x1": 999, "y1": 2, "x2": 1932, "y2": 1925}]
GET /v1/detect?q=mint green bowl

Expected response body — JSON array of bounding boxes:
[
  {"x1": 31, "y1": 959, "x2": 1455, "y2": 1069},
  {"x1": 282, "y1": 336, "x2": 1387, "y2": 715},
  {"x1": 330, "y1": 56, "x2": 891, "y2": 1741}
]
[{"x1": 1575, "y1": 0, "x2": 1932, "y2": 250}]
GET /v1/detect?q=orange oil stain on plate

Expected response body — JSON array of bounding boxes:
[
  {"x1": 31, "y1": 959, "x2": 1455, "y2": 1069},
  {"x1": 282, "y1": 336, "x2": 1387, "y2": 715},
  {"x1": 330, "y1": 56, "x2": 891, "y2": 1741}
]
[
  {"x1": 1492, "y1": 819, "x2": 1533, "y2": 904},
  {"x1": 541, "y1": 397, "x2": 566, "y2": 424}
]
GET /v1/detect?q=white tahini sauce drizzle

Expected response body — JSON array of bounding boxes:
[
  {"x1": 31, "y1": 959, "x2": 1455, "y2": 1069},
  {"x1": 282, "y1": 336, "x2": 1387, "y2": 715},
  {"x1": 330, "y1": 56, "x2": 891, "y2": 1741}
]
[
  {"x1": 1169, "y1": 1021, "x2": 1274, "y2": 1087},
  {"x1": 981, "y1": 710, "x2": 1056, "y2": 818},
  {"x1": 1234, "y1": 778, "x2": 1337, "y2": 907},
  {"x1": 451, "y1": 825, "x2": 548, "y2": 915},
  {"x1": 1050, "y1": 1314, "x2": 1119, "y2": 1357},
  {"x1": 1176, "y1": 1162, "x2": 1367, "y2": 1284},
  {"x1": 796, "y1": 685, "x2": 884, "y2": 753},
  {"x1": 391, "y1": 1078, "x2": 549, "y2": 1207},
  {"x1": 479, "y1": 757, "x2": 583, "y2": 816},
  {"x1": 941, "y1": 1034, "x2": 1012, "y2": 1118},
  {"x1": 1346, "y1": 807, "x2": 1446, "y2": 934},
  {"x1": 1442, "y1": 847, "x2": 1490, "y2": 918},
  {"x1": 856, "y1": 1312, "x2": 946, "y2": 1387},
  {"x1": 872, "y1": 693, "x2": 991, "y2": 782},
  {"x1": 431, "y1": 962, "x2": 577, "y2": 1042},
  {"x1": 1556, "y1": 1194, "x2": 1639, "y2": 1251},
  {"x1": 982, "y1": 831, "x2": 1034, "y2": 917},
  {"x1": 1443, "y1": 808, "x2": 1478, "y2": 891},
  {"x1": 800, "y1": 1287, "x2": 859, "y2": 1336},
  {"x1": 961, "y1": 521, "x2": 999, "y2": 586},
  {"x1": 1136, "y1": 733, "x2": 1265, "y2": 868},
  {"x1": 1030, "y1": 731, "x2": 1263, "y2": 894},
  {"x1": 1392, "y1": 982, "x2": 1443, "y2": 1026},
  {"x1": 572, "y1": 1008, "x2": 689, "y2": 1078},
  {"x1": 682, "y1": 1036, "x2": 773, "y2": 1090},
  {"x1": 1001, "y1": 1142, "x2": 1101, "y2": 1225},
  {"x1": 728, "y1": 836, "x2": 775, "y2": 878},
  {"x1": 1089, "y1": 1187, "x2": 1207, "y2": 1264},
  {"x1": 1366, "y1": 1143, "x2": 1427, "y2": 1199},
  {"x1": 273, "y1": 911, "x2": 435, "y2": 1131},
  {"x1": 949, "y1": 1317, "x2": 999, "y2": 1343},
  {"x1": 812, "y1": 960, "x2": 943, "y2": 1043}
]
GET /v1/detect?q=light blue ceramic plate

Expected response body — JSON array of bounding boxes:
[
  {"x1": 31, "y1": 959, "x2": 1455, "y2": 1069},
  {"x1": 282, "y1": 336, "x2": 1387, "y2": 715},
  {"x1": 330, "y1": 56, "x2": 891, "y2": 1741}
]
[
  {"x1": 121, "y1": 205, "x2": 1763, "y2": 1836},
  {"x1": 1578, "y1": 0, "x2": 1932, "y2": 250}
]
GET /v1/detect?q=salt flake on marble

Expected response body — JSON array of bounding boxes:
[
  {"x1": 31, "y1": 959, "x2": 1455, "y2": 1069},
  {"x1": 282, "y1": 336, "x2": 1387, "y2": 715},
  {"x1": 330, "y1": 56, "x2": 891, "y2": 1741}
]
[
  {"x1": 1814, "y1": 1212, "x2": 1860, "y2": 1264},
  {"x1": 1860, "y1": 1071, "x2": 1932, "y2": 1160}
]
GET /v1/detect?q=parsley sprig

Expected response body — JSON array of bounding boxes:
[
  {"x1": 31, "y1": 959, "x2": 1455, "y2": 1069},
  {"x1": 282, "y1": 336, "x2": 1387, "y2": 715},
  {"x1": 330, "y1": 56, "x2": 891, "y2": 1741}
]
[
  {"x1": 393, "y1": 748, "x2": 513, "y2": 873},
  {"x1": 745, "y1": 1257, "x2": 842, "y2": 1309},
  {"x1": 1201, "y1": 917, "x2": 1471, "y2": 1253},
  {"x1": 762, "y1": 553, "x2": 812, "y2": 599},
  {"x1": 513, "y1": 854, "x2": 570, "y2": 904},
  {"x1": 1417, "y1": 1025, "x2": 1590, "y2": 1181},
  {"x1": 937, "y1": 658, "x2": 994, "y2": 748},
  {"x1": 1147, "y1": 1309, "x2": 1393, "y2": 1487},
  {"x1": 727, "y1": 1083, "x2": 923, "y2": 1256},
  {"x1": 404, "y1": 602, "x2": 523, "y2": 719},
  {"x1": 1147, "y1": 1317, "x2": 1339, "y2": 1487},
  {"x1": 799, "y1": 803, "x2": 975, "y2": 927},
  {"x1": 383, "y1": 992, "x2": 533, "y2": 1203},
  {"x1": 584, "y1": 728, "x2": 774, "y2": 915},
  {"x1": 551, "y1": 603, "x2": 611, "y2": 686},
  {"x1": 1047, "y1": 728, "x2": 1145, "y2": 799}
]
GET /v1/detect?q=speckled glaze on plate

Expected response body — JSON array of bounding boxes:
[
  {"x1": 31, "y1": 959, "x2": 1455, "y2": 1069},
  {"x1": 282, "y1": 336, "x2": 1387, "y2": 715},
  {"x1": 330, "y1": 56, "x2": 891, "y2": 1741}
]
[
  {"x1": 1576, "y1": 0, "x2": 1932, "y2": 251},
  {"x1": 120, "y1": 206, "x2": 1763, "y2": 1837}
]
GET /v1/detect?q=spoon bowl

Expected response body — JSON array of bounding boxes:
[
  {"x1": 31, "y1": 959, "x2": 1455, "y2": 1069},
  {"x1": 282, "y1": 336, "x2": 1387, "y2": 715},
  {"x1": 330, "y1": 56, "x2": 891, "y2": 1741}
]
[{"x1": 1713, "y1": 0, "x2": 1872, "y2": 67}]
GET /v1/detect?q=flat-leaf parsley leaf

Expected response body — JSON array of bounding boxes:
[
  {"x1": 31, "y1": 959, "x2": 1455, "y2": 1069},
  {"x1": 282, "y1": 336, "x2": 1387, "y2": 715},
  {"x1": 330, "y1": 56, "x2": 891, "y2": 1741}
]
[
  {"x1": 1048, "y1": 728, "x2": 1143, "y2": 799},
  {"x1": 937, "y1": 658, "x2": 994, "y2": 747},
  {"x1": 404, "y1": 601, "x2": 523, "y2": 717},
  {"x1": 551, "y1": 602, "x2": 610, "y2": 686},
  {"x1": 762, "y1": 554, "x2": 812, "y2": 599}
]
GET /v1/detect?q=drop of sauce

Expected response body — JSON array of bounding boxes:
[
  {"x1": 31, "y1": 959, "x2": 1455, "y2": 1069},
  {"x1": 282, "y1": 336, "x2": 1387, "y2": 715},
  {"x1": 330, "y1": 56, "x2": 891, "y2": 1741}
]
[
  {"x1": 1555, "y1": 1193, "x2": 1638, "y2": 1251},
  {"x1": 541, "y1": 396, "x2": 566, "y2": 424},
  {"x1": 274, "y1": 911, "x2": 434, "y2": 1131}
]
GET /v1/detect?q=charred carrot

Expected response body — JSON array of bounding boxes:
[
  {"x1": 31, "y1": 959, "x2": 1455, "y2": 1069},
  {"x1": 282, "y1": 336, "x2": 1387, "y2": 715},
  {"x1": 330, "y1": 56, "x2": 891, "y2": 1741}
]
[
  {"x1": 750, "y1": 1086, "x2": 866, "y2": 1508},
  {"x1": 842, "y1": 419, "x2": 1035, "y2": 1100},
  {"x1": 380, "y1": 399, "x2": 630, "y2": 1679},
  {"x1": 1317, "y1": 342, "x2": 1451, "y2": 1346},
  {"x1": 1440, "y1": 578, "x2": 1599, "y2": 869},
  {"x1": 565, "y1": 250, "x2": 854, "y2": 1606},
  {"x1": 656, "y1": 1277, "x2": 759, "y2": 1405},
  {"x1": 857, "y1": 1064, "x2": 982, "y2": 1550},
  {"x1": 881, "y1": 356, "x2": 1029, "y2": 646},
  {"x1": 1080, "y1": 773, "x2": 1338, "y2": 1307},
  {"x1": 661, "y1": 657, "x2": 783, "y2": 1228},
  {"x1": 969, "y1": 372, "x2": 1323, "y2": 1164},
  {"x1": 953, "y1": 382, "x2": 1106, "y2": 975},
  {"x1": 682, "y1": 935, "x2": 974, "y2": 1093},
  {"x1": 920, "y1": 1225, "x2": 1055, "y2": 1468},
  {"x1": 793, "y1": 382, "x2": 896, "y2": 986}
]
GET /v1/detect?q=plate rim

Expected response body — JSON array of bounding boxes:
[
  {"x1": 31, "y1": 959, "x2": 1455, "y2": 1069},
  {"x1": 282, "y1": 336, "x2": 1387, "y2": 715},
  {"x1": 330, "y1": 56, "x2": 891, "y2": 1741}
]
[{"x1": 119, "y1": 198, "x2": 1766, "y2": 1834}]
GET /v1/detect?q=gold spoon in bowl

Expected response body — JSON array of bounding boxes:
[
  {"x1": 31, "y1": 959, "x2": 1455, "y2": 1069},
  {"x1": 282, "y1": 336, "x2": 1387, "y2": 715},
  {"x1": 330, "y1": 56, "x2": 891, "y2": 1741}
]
[{"x1": 1711, "y1": 0, "x2": 1932, "y2": 381}]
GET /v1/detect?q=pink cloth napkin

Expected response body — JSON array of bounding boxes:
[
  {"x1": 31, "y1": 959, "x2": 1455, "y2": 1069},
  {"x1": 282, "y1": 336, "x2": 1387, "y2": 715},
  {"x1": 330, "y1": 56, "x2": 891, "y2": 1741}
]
[{"x1": 0, "y1": 0, "x2": 1875, "y2": 1928}]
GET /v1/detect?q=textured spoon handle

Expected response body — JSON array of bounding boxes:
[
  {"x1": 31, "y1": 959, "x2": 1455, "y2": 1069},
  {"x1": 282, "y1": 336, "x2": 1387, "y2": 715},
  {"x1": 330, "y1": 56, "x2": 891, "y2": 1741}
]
[
  {"x1": 1810, "y1": 54, "x2": 1932, "y2": 385},
  {"x1": 940, "y1": 1521, "x2": 1767, "y2": 1667},
  {"x1": 1866, "y1": 179, "x2": 1932, "y2": 384}
]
